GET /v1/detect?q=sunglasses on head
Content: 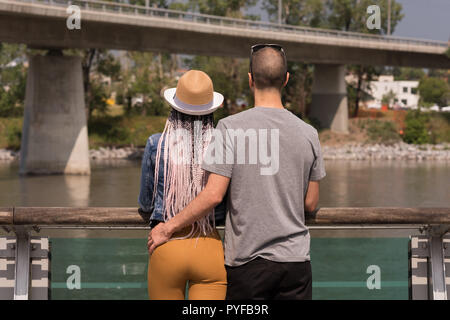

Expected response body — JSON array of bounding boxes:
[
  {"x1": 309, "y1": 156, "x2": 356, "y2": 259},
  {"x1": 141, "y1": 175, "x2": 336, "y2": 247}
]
[
  {"x1": 251, "y1": 44, "x2": 285, "y2": 55},
  {"x1": 249, "y1": 44, "x2": 287, "y2": 80}
]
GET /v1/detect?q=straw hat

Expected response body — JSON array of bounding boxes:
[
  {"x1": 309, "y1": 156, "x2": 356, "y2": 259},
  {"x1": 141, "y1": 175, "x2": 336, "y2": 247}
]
[{"x1": 163, "y1": 70, "x2": 224, "y2": 116}]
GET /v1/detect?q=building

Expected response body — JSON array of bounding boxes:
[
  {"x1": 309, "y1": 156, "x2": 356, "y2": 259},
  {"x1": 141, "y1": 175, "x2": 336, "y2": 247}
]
[{"x1": 368, "y1": 75, "x2": 419, "y2": 109}]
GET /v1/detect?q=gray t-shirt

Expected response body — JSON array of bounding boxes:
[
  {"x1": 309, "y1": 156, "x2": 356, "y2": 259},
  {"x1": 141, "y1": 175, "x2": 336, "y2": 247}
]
[{"x1": 202, "y1": 106, "x2": 326, "y2": 266}]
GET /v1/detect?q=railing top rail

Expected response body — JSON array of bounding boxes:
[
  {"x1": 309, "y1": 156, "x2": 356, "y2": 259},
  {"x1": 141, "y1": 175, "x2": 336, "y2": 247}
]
[
  {"x1": 1, "y1": 207, "x2": 449, "y2": 226},
  {"x1": 6, "y1": 0, "x2": 449, "y2": 48}
]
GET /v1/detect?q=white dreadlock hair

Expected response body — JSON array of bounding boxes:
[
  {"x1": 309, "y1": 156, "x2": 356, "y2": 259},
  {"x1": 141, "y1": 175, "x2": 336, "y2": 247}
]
[{"x1": 152, "y1": 108, "x2": 216, "y2": 239}]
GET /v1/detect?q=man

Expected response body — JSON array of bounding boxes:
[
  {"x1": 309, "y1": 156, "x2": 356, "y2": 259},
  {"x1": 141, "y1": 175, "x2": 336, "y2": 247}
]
[{"x1": 148, "y1": 44, "x2": 326, "y2": 300}]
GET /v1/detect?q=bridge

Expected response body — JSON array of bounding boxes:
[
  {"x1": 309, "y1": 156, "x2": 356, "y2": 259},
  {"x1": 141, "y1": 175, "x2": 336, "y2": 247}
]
[{"x1": 0, "y1": 0, "x2": 449, "y2": 174}]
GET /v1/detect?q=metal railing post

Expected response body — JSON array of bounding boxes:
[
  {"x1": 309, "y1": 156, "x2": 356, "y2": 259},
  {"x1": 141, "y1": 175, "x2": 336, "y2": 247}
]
[
  {"x1": 13, "y1": 226, "x2": 31, "y2": 300},
  {"x1": 427, "y1": 225, "x2": 449, "y2": 300}
]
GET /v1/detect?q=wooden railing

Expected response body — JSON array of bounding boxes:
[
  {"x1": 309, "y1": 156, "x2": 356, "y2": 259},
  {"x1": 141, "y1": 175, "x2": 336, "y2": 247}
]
[
  {"x1": 1, "y1": 207, "x2": 450, "y2": 226},
  {"x1": 1, "y1": 206, "x2": 449, "y2": 300}
]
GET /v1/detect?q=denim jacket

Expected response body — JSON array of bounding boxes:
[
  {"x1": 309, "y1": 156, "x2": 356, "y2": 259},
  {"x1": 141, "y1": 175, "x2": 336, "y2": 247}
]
[{"x1": 138, "y1": 133, "x2": 226, "y2": 226}]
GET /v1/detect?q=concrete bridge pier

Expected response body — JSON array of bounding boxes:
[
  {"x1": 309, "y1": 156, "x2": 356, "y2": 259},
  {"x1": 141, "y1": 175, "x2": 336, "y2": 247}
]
[
  {"x1": 20, "y1": 52, "x2": 90, "y2": 175},
  {"x1": 309, "y1": 64, "x2": 349, "y2": 133}
]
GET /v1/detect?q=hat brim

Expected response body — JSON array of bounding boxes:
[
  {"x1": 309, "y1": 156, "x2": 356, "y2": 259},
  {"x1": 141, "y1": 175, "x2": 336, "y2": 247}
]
[{"x1": 163, "y1": 88, "x2": 224, "y2": 116}]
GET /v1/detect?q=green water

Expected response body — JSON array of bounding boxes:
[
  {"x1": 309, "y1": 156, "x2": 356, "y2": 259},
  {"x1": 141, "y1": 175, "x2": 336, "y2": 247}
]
[{"x1": 1, "y1": 159, "x2": 448, "y2": 299}]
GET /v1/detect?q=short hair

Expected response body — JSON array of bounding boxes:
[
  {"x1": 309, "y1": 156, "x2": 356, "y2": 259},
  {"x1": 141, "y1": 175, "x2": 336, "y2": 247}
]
[{"x1": 250, "y1": 47, "x2": 287, "y2": 90}]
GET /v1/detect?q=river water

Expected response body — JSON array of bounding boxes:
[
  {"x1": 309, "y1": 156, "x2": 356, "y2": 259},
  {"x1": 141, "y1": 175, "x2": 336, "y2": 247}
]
[{"x1": 0, "y1": 159, "x2": 449, "y2": 299}]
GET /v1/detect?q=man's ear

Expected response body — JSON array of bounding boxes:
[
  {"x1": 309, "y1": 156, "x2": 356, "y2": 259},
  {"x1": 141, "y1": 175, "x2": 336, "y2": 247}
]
[
  {"x1": 248, "y1": 72, "x2": 254, "y2": 89},
  {"x1": 283, "y1": 72, "x2": 290, "y2": 88}
]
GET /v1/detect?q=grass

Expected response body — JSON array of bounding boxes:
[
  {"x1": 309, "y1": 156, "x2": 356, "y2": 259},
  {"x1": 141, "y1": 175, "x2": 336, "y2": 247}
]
[
  {"x1": 1, "y1": 107, "x2": 449, "y2": 150},
  {"x1": 0, "y1": 117, "x2": 23, "y2": 150},
  {"x1": 0, "y1": 115, "x2": 167, "y2": 150},
  {"x1": 88, "y1": 115, "x2": 167, "y2": 148},
  {"x1": 366, "y1": 120, "x2": 401, "y2": 145}
]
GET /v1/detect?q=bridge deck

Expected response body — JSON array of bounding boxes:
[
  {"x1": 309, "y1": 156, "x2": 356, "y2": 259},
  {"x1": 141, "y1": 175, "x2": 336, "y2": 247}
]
[{"x1": 0, "y1": 0, "x2": 449, "y2": 68}]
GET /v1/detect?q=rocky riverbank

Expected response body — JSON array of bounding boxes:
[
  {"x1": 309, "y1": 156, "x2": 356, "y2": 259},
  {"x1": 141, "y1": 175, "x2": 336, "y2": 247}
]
[
  {"x1": 322, "y1": 142, "x2": 450, "y2": 160},
  {"x1": 0, "y1": 149, "x2": 16, "y2": 161},
  {"x1": 1, "y1": 143, "x2": 450, "y2": 162}
]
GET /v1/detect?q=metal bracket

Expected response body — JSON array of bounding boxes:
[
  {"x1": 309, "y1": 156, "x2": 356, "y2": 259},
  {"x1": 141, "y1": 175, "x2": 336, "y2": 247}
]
[
  {"x1": 13, "y1": 226, "x2": 31, "y2": 300},
  {"x1": 425, "y1": 225, "x2": 449, "y2": 300}
]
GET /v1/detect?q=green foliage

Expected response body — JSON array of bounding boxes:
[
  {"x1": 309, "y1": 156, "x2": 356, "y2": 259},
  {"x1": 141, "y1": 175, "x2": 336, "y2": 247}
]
[
  {"x1": 96, "y1": 53, "x2": 122, "y2": 81},
  {"x1": 5, "y1": 120, "x2": 22, "y2": 150},
  {"x1": 187, "y1": 55, "x2": 251, "y2": 119},
  {"x1": 88, "y1": 80, "x2": 109, "y2": 116},
  {"x1": 0, "y1": 44, "x2": 27, "y2": 117},
  {"x1": 0, "y1": 117, "x2": 23, "y2": 150},
  {"x1": 392, "y1": 67, "x2": 426, "y2": 81},
  {"x1": 88, "y1": 115, "x2": 167, "y2": 147},
  {"x1": 65, "y1": 49, "x2": 123, "y2": 118},
  {"x1": 347, "y1": 64, "x2": 381, "y2": 117},
  {"x1": 381, "y1": 90, "x2": 396, "y2": 107},
  {"x1": 302, "y1": 116, "x2": 321, "y2": 131},
  {"x1": 418, "y1": 77, "x2": 449, "y2": 108},
  {"x1": 284, "y1": 62, "x2": 314, "y2": 117},
  {"x1": 366, "y1": 120, "x2": 400, "y2": 145},
  {"x1": 263, "y1": 0, "x2": 325, "y2": 26},
  {"x1": 326, "y1": 0, "x2": 403, "y2": 35},
  {"x1": 189, "y1": 0, "x2": 257, "y2": 17},
  {"x1": 128, "y1": 0, "x2": 169, "y2": 7},
  {"x1": 427, "y1": 112, "x2": 450, "y2": 144},
  {"x1": 402, "y1": 111, "x2": 430, "y2": 144},
  {"x1": 118, "y1": 51, "x2": 173, "y2": 117}
]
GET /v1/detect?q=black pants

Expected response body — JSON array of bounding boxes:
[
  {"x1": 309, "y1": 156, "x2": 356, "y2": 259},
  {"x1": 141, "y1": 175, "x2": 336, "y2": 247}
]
[{"x1": 225, "y1": 257, "x2": 312, "y2": 300}]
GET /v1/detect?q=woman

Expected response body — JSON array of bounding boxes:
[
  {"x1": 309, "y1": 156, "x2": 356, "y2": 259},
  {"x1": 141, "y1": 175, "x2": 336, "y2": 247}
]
[{"x1": 138, "y1": 70, "x2": 227, "y2": 300}]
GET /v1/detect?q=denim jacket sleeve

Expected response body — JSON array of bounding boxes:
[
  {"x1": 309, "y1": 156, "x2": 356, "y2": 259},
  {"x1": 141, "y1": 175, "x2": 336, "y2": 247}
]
[{"x1": 138, "y1": 136, "x2": 156, "y2": 213}]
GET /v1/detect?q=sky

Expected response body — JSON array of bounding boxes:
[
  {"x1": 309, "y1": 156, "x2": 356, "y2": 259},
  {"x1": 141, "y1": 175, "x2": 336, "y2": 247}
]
[
  {"x1": 243, "y1": 0, "x2": 450, "y2": 42},
  {"x1": 393, "y1": 0, "x2": 449, "y2": 42}
]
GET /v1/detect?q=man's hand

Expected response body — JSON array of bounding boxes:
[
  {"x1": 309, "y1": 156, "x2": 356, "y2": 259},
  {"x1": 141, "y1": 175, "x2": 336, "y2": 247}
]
[
  {"x1": 147, "y1": 223, "x2": 172, "y2": 255},
  {"x1": 147, "y1": 173, "x2": 230, "y2": 255}
]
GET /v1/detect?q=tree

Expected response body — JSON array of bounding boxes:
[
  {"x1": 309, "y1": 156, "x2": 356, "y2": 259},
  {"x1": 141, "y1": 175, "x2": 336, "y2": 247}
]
[
  {"x1": 348, "y1": 65, "x2": 381, "y2": 117},
  {"x1": 263, "y1": 0, "x2": 325, "y2": 27},
  {"x1": 117, "y1": 51, "x2": 176, "y2": 116},
  {"x1": 0, "y1": 44, "x2": 27, "y2": 117},
  {"x1": 392, "y1": 67, "x2": 426, "y2": 81},
  {"x1": 187, "y1": 55, "x2": 250, "y2": 118},
  {"x1": 128, "y1": 0, "x2": 168, "y2": 7},
  {"x1": 283, "y1": 61, "x2": 314, "y2": 118},
  {"x1": 263, "y1": 0, "x2": 327, "y2": 117},
  {"x1": 261, "y1": 1, "x2": 404, "y2": 118},
  {"x1": 326, "y1": 0, "x2": 403, "y2": 34},
  {"x1": 326, "y1": 0, "x2": 404, "y2": 117},
  {"x1": 173, "y1": 0, "x2": 258, "y2": 119},
  {"x1": 381, "y1": 89, "x2": 396, "y2": 108},
  {"x1": 188, "y1": 0, "x2": 257, "y2": 17},
  {"x1": 418, "y1": 77, "x2": 449, "y2": 108},
  {"x1": 65, "y1": 49, "x2": 122, "y2": 119}
]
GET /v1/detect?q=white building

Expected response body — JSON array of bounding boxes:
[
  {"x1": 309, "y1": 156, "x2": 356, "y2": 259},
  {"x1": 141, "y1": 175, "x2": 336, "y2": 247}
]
[{"x1": 368, "y1": 75, "x2": 419, "y2": 109}]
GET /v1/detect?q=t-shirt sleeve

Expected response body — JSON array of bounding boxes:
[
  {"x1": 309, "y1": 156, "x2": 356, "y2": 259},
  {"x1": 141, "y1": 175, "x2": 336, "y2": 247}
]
[
  {"x1": 309, "y1": 131, "x2": 326, "y2": 181},
  {"x1": 202, "y1": 120, "x2": 234, "y2": 178}
]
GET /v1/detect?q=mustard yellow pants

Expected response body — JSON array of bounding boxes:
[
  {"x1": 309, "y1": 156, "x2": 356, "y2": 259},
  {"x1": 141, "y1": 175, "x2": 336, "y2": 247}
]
[{"x1": 147, "y1": 228, "x2": 227, "y2": 300}]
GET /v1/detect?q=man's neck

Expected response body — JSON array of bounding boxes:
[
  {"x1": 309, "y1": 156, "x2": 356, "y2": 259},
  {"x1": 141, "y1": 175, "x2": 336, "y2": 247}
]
[{"x1": 253, "y1": 88, "x2": 284, "y2": 109}]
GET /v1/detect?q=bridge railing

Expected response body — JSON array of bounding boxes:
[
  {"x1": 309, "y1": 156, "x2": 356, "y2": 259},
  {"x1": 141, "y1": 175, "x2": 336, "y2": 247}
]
[
  {"x1": 1, "y1": 206, "x2": 449, "y2": 300},
  {"x1": 11, "y1": 0, "x2": 449, "y2": 48},
  {"x1": 1, "y1": 206, "x2": 450, "y2": 226}
]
